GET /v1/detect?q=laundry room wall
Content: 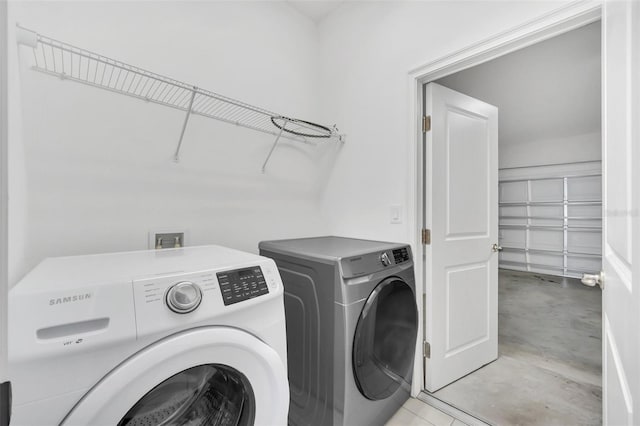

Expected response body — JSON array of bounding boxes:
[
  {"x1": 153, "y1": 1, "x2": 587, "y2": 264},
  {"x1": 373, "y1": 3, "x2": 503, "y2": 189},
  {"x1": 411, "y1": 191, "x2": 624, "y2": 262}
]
[
  {"x1": 7, "y1": 1, "x2": 334, "y2": 285},
  {"x1": 436, "y1": 21, "x2": 602, "y2": 169},
  {"x1": 498, "y1": 132, "x2": 600, "y2": 168},
  {"x1": 316, "y1": 0, "x2": 574, "y2": 243}
]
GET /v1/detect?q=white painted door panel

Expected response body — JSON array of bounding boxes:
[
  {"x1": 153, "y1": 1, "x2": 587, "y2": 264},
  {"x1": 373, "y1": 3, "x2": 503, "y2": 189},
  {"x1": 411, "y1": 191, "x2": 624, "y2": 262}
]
[
  {"x1": 424, "y1": 83, "x2": 498, "y2": 392},
  {"x1": 602, "y1": 1, "x2": 639, "y2": 424}
]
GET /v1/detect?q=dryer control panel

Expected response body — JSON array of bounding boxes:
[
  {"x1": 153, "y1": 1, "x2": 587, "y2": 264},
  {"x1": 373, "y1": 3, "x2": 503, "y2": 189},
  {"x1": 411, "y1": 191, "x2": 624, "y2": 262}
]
[
  {"x1": 340, "y1": 245, "x2": 413, "y2": 278},
  {"x1": 392, "y1": 247, "x2": 410, "y2": 264}
]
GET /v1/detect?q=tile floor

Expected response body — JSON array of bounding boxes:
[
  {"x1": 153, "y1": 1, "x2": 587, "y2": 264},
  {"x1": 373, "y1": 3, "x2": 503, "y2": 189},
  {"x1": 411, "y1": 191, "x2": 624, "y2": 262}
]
[{"x1": 385, "y1": 398, "x2": 468, "y2": 426}]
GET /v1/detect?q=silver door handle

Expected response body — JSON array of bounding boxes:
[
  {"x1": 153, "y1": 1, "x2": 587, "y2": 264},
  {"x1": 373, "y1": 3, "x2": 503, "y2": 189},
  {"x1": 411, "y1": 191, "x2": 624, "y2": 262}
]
[
  {"x1": 581, "y1": 271, "x2": 604, "y2": 290},
  {"x1": 492, "y1": 243, "x2": 503, "y2": 252}
]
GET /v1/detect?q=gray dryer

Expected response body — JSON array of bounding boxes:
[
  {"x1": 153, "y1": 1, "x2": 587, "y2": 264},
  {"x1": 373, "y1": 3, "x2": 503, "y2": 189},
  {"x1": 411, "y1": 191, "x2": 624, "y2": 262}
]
[{"x1": 259, "y1": 236, "x2": 418, "y2": 426}]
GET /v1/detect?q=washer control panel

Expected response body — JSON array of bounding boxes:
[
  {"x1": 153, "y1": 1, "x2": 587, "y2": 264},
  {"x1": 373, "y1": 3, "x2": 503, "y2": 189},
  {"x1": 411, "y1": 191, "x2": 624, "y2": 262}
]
[
  {"x1": 217, "y1": 266, "x2": 269, "y2": 306},
  {"x1": 132, "y1": 260, "x2": 281, "y2": 338},
  {"x1": 166, "y1": 281, "x2": 203, "y2": 313}
]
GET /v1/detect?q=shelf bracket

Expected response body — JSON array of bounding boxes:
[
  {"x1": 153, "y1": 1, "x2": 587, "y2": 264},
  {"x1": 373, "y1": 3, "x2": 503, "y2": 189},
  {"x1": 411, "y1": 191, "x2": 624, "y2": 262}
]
[
  {"x1": 261, "y1": 119, "x2": 288, "y2": 173},
  {"x1": 333, "y1": 125, "x2": 346, "y2": 144},
  {"x1": 173, "y1": 88, "x2": 197, "y2": 162}
]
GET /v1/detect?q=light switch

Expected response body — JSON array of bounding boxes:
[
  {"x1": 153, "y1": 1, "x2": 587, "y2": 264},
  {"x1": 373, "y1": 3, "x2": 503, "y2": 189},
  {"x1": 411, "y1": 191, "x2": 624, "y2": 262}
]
[{"x1": 390, "y1": 205, "x2": 403, "y2": 224}]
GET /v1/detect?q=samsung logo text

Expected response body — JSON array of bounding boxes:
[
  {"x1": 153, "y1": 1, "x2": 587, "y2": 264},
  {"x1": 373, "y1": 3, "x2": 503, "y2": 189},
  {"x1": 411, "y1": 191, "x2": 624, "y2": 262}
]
[{"x1": 49, "y1": 293, "x2": 93, "y2": 306}]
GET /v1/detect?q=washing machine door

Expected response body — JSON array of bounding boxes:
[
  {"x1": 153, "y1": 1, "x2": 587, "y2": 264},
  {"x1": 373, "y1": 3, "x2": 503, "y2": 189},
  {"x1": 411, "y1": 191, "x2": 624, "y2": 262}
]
[
  {"x1": 61, "y1": 327, "x2": 289, "y2": 426},
  {"x1": 352, "y1": 277, "x2": 418, "y2": 401}
]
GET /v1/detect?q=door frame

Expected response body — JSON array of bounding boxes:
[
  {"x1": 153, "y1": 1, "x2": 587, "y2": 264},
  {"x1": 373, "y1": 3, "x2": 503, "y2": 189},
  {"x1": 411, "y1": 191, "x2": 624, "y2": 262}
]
[
  {"x1": 1, "y1": 0, "x2": 9, "y2": 387},
  {"x1": 406, "y1": 1, "x2": 602, "y2": 396}
]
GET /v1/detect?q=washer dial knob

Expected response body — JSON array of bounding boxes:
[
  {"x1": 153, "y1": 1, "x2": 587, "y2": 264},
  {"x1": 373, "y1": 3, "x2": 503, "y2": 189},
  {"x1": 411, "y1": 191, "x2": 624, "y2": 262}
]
[
  {"x1": 380, "y1": 252, "x2": 391, "y2": 267},
  {"x1": 166, "y1": 281, "x2": 202, "y2": 314}
]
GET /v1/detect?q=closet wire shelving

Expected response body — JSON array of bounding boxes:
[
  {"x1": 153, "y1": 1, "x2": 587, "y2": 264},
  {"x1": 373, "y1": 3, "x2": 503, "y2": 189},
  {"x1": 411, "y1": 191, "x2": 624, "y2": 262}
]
[
  {"x1": 498, "y1": 172, "x2": 602, "y2": 278},
  {"x1": 16, "y1": 25, "x2": 345, "y2": 171}
]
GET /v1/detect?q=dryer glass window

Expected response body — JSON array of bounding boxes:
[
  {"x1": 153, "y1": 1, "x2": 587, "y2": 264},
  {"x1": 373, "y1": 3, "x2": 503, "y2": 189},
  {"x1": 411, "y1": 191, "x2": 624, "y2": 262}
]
[
  {"x1": 118, "y1": 364, "x2": 255, "y2": 426},
  {"x1": 353, "y1": 278, "x2": 418, "y2": 400}
]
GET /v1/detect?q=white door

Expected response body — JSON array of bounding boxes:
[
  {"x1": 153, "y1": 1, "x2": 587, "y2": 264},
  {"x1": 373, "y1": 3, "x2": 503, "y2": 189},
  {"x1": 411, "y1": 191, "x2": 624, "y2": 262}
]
[
  {"x1": 600, "y1": 1, "x2": 639, "y2": 423},
  {"x1": 0, "y1": 1, "x2": 8, "y2": 425},
  {"x1": 423, "y1": 83, "x2": 499, "y2": 392}
]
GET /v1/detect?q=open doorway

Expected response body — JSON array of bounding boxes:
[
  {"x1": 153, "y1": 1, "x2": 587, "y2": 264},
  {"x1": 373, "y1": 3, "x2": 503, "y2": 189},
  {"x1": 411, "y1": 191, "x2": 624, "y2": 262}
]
[{"x1": 421, "y1": 21, "x2": 602, "y2": 425}]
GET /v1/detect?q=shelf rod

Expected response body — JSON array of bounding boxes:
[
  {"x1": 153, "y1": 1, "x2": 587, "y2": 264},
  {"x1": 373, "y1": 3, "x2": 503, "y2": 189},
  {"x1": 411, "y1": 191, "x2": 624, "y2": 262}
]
[
  {"x1": 261, "y1": 120, "x2": 287, "y2": 173},
  {"x1": 499, "y1": 173, "x2": 601, "y2": 183},
  {"x1": 500, "y1": 215, "x2": 602, "y2": 221},
  {"x1": 500, "y1": 224, "x2": 601, "y2": 232},
  {"x1": 499, "y1": 200, "x2": 601, "y2": 206},
  {"x1": 173, "y1": 88, "x2": 197, "y2": 162},
  {"x1": 500, "y1": 246, "x2": 601, "y2": 258},
  {"x1": 499, "y1": 260, "x2": 599, "y2": 275}
]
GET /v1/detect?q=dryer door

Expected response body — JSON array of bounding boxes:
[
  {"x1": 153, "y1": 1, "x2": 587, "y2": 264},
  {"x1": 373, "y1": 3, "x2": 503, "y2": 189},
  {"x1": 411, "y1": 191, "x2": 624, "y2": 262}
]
[
  {"x1": 353, "y1": 277, "x2": 418, "y2": 400},
  {"x1": 61, "y1": 327, "x2": 289, "y2": 426}
]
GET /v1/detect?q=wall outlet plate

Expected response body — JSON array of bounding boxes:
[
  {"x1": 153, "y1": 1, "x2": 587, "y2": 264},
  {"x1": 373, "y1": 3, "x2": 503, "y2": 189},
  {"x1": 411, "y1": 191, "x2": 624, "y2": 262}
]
[
  {"x1": 390, "y1": 205, "x2": 403, "y2": 224},
  {"x1": 148, "y1": 229, "x2": 188, "y2": 249}
]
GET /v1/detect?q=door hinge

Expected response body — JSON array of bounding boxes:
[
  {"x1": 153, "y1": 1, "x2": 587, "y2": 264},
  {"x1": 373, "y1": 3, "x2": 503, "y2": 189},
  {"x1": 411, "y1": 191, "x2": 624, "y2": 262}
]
[
  {"x1": 0, "y1": 381, "x2": 11, "y2": 426},
  {"x1": 423, "y1": 341, "x2": 431, "y2": 359},
  {"x1": 421, "y1": 228, "x2": 431, "y2": 245},
  {"x1": 422, "y1": 115, "x2": 431, "y2": 133}
]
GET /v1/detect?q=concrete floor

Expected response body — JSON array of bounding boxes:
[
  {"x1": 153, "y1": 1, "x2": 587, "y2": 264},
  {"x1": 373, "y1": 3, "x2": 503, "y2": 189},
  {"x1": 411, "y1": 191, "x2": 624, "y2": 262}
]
[{"x1": 431, "y1": 269, "x2": 602, "y2": 426}]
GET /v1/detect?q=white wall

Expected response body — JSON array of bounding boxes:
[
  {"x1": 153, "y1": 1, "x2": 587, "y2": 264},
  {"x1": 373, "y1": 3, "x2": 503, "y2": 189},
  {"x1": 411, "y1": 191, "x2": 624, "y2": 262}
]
[
  {"x1": 317, "y1": 0, "x2": 573, "y2": 242},
  {"x1": 8, "y1": 1, "x2": 334, "y2": 285},
  {"x1": 435, "y1": 21, "x2": 601, "y2": 169},
  {"x1": 500, "y1": 131, "x2": 601, "y2": 168}
]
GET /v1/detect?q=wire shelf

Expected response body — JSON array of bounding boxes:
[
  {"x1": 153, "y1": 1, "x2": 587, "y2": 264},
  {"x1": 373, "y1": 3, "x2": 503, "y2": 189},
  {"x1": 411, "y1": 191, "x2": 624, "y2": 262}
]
[
  {"x1": 499, "y1": 200, "x2": 602, "y2": 206},
  {"x1": 500, "y1": 215, "x2": 602, "y2": 221},
  {"x1": 500, "y1": 224, "x2": 602, "y2": 232},
  {"x1": 499, "y1": 260, "x2": 597, "y2": 276},
  {"x1": 16, "y1": 25, "x2": 344, "y2": 169},
  {"x1": 500, "y1": 246, "x2": 602, "y2": 259}
]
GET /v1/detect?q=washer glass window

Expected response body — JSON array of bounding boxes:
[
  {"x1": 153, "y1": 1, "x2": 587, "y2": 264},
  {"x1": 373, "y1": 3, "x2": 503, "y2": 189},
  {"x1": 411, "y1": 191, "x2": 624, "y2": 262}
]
[
  {"x1": 352, "y1": 278, "x2": 418, "y2": 400},
  {"x1": 118, "y1": 364, "x2": 255, "y2": 426}
]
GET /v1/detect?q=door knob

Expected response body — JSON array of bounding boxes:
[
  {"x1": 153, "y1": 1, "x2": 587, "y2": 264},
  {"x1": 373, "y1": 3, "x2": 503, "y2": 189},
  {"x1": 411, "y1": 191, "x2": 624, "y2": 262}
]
[
  {"x1": 581, "y1": 271, "x2": 604, "y2": 290},
  {"x1": 492, "y1": 243, "x2": 503, "y2": 252}
]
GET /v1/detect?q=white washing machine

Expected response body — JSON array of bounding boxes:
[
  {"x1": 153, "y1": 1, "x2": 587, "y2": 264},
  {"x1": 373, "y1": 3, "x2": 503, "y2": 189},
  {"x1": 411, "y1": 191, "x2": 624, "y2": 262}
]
[{"x1": 8, "y1": 245, "x2": 289, "y2": 426}]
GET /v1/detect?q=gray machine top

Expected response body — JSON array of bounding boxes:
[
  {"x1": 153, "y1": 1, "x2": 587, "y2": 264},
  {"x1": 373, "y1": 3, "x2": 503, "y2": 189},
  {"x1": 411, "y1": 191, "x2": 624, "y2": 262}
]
[
  {"x1": 259, "y1": 236, "x2": 407, "y2": 261},
  {"x1": 259, "y1": 236, "x2": 412, "y2": 279}
]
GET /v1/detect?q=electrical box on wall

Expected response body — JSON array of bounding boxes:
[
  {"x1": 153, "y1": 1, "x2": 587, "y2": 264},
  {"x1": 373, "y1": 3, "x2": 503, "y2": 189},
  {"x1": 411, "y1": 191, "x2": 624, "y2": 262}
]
[{"x1": 149, "y1": 229, "x2": 188, "y2": 250}]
